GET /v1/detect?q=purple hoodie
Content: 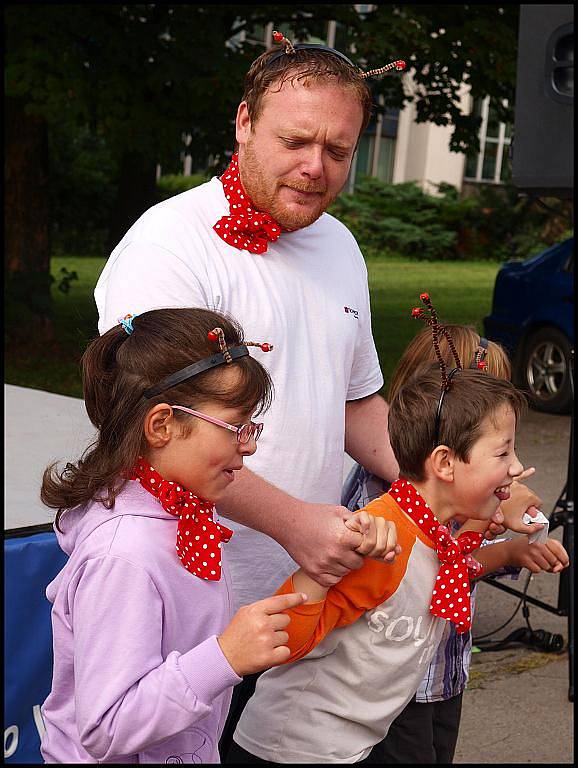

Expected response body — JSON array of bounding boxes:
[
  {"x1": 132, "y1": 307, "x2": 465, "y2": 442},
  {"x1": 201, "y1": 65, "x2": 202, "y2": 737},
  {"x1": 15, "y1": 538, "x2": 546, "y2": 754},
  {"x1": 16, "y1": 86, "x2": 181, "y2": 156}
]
[{"x1": 41, "y1": 480, "x2": 242, "y2": 764}]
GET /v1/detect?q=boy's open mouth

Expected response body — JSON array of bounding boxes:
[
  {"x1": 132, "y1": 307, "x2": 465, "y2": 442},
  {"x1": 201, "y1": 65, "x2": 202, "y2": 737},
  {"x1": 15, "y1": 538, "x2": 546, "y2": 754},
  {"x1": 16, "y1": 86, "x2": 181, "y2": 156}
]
[{"x1": 494, "y1": 484, "x2": 511, "y2": 501}]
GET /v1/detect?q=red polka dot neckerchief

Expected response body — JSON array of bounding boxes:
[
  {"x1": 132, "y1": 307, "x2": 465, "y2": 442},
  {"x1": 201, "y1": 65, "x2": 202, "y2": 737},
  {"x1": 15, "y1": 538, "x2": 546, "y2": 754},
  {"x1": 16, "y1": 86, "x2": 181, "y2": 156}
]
[
  {"x1": 213, "y1": 152, "x2": 283, "y2": 254},
  {"x1": 128, "y1": 457, "x2": 233, "y2": 581},
  {"x1": 388, "y1": 478, "x2": 484, "y2": 634}
]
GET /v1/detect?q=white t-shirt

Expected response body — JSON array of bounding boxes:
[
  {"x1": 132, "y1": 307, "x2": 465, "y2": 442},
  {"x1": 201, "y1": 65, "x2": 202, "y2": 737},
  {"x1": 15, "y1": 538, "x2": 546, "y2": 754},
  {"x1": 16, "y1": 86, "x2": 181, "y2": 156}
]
[{"x1": 95, "y1": 177, "x2": 383, "y2": 607}]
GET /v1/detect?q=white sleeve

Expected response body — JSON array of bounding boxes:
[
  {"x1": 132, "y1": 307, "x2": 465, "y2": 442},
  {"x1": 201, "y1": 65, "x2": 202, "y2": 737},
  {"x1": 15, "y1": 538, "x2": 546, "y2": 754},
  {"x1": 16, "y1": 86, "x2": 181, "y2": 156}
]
[
  {"x1": 346, "y1": 247, "x2": 384, "y2": 401},
  {"x1": 95, "y1": 239, "x2": 211, "y2": 335}
]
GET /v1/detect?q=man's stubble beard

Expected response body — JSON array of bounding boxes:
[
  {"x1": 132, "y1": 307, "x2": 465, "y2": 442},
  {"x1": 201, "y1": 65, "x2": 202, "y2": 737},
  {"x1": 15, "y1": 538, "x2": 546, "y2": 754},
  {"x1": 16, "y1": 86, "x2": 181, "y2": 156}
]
[{"x1": 239, "y1": 139, "x2": 341, "y2": 231}]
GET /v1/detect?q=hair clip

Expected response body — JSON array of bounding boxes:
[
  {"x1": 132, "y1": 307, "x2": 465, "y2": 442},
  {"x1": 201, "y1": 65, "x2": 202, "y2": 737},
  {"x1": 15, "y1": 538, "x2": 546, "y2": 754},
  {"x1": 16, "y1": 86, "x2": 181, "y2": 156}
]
[
  {"x1": 470, "y1": 337, "x2": 489, "y2": 370},
  {"x1": 118, "y1": 313, "x2": 138, "y2": 336},
  {"x1": 270, "y1": 28, "x2": 405, "y2": 79}
]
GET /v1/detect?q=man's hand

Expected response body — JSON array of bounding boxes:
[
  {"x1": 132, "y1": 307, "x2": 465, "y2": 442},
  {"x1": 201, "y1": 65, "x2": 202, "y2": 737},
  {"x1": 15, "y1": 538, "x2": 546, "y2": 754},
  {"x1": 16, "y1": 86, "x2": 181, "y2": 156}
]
[
  {"x1": 281, "y1": 503, "x2": 367, "y2": 587},
  {"x1": 344, "y1": 511, "x2": 401, "y2": 562}
]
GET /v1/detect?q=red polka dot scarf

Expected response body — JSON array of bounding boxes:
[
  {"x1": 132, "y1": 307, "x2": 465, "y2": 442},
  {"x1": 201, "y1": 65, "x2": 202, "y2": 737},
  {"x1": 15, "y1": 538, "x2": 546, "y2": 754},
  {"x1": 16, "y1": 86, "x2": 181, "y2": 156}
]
[
  {"x1": 389, "y1": 478, "x2": 484, "y2": 634},
  {"x1": 128, "y1": 457, "x2": 233, "y2": 581},
  {"x1": 213, "y1": 152, "x2": 283, "y2": 254}
]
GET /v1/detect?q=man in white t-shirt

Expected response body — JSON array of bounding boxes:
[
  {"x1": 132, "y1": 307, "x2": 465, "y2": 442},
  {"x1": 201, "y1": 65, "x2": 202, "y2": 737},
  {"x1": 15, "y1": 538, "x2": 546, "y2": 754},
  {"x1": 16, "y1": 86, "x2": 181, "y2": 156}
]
[{"x1": 95, "y1": 38, "x2": 400, "y2": 754}]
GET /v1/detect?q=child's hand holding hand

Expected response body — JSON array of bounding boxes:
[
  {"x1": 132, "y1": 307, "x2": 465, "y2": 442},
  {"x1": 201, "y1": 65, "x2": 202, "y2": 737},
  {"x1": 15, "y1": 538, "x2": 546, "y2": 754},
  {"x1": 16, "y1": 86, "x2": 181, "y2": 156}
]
[
  {"x1": 507, "y1": 536, "x2": 569, "y2": 573},
  {"x1": 344, "y1": 511, "x2": 401, "y2": 563},
  {"x1": 218, "y1": 592, "x2": 307, "y2": 677}
]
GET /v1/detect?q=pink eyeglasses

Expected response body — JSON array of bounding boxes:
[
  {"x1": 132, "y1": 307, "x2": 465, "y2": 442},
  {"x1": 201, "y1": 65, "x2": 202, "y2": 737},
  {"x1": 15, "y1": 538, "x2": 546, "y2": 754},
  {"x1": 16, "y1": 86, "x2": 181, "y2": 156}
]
[{"x1": 170, "y1": 405, "x2": 264, "y2": 444}]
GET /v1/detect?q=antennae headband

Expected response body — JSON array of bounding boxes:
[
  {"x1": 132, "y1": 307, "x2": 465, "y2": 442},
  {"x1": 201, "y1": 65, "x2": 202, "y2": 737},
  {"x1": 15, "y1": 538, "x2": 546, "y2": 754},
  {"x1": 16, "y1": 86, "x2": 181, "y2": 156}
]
[
  {"x1": 143, "y1": 346, "x2": 249, "y2": 399},
  {"x1": 433, "y1": 367, "x2": 460, "y2": 447},
  {"x1": 266, "y1": 43, "x2": 357, "y2": 69},
  {"x1": 268, "y1": 30, "x2": 406, "y2": 78}
]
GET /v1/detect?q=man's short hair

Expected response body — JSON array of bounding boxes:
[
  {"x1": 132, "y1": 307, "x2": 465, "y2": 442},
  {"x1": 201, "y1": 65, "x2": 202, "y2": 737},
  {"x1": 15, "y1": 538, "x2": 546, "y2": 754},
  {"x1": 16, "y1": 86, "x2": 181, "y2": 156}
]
[
  {"x1": 388, "y1": 365, "x2": 527, "y2": 482},
  {"x1": 242, "y1": 47, "x2": 373, "y2": 135}
]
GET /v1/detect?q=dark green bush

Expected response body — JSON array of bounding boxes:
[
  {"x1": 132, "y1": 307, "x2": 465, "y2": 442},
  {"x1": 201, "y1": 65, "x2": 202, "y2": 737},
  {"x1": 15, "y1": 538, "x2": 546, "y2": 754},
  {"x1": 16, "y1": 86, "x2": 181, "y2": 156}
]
[
  {"x1": 329, "y1": 177, "x2": 570, "y2": 262},
  {"x1": 156, "y1": 173, "x2": 209, "y2": 201}
]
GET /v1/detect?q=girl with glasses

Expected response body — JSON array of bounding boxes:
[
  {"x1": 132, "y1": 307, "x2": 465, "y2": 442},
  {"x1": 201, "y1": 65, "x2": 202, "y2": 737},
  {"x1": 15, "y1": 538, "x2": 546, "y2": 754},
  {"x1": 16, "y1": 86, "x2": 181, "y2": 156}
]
[{"x1": 39, "y1": 307, "x2": 307, "y2": 764}]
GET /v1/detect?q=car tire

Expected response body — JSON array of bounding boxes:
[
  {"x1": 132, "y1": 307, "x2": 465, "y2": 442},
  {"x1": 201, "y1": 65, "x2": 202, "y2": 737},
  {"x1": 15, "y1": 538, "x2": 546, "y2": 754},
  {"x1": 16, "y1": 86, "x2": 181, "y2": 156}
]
[{"x1": 516, "y1": 326, "x2": 573, "y2": 414}]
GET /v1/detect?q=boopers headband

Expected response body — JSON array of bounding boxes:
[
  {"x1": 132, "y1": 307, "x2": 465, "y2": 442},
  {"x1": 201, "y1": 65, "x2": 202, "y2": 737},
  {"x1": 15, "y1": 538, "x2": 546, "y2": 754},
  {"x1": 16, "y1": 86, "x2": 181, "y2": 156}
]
[
  {"x1": 411, "y1": 293, "x2": 462, "y2": 447},
  {"x1": 268, "y1": 30, "x2": 406, "y2": 79},
  {"x1": 142, "y1": 327, "x2": 273, "y2": 399}
]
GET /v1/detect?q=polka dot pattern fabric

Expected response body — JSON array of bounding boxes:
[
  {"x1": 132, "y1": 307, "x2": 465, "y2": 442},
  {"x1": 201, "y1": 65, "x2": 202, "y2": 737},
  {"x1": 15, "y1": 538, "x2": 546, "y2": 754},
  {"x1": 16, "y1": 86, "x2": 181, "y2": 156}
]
[
  {"x1": 129, "y1": 457, "x2": 233, "y2": 581},
  {"x1": 388, "y1": 478, "x2": 484, "y2": 634},
  {"x1": 213, "y1": 152, "x2": 283, "y2": 254}
]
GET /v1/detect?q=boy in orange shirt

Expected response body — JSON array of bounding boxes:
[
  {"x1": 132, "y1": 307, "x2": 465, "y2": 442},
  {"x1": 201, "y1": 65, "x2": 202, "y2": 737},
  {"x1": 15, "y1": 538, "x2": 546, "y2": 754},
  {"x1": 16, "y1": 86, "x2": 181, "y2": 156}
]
[{"x1": 229, "y1": 299, "x2": 568, "y2": 764}]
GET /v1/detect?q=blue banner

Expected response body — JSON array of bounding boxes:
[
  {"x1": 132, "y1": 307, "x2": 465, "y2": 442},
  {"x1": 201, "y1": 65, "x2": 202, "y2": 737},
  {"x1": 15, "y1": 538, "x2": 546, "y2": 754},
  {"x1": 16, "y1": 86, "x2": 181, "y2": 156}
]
[{"x1": 4, "y1": 530, "x2": 68, "y2": 763}]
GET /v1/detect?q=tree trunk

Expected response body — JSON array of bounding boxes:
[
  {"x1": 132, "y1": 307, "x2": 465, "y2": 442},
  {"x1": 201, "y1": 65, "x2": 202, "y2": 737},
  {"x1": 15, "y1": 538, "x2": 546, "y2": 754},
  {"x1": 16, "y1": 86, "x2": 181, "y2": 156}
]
[
  {"x1": 5, "y1": 96, "x2": 53, "y2": 340},
  {"x1": 106, "y1": 151, "x2": 159, "y2": 253}
]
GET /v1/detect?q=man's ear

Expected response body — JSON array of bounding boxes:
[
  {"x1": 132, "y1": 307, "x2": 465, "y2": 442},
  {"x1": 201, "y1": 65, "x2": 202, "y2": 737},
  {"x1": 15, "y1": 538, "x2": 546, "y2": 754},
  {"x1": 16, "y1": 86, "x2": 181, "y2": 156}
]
[
  {"x1": 429, "y1": 444, "x2": 456, "y2": 483},
  {"x1": 143, "y1": 404, "x2": 176, "y2": 449},
  {"x1": 236, "y1": 101, "x2": 252, "y2": 146}
]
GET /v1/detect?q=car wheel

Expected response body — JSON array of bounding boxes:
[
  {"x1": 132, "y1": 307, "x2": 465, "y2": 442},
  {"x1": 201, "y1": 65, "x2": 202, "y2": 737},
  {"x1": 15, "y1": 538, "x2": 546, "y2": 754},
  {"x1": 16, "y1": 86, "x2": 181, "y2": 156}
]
[{"x1": 517, "y1": 326, "x2": 573, "y2": 414}]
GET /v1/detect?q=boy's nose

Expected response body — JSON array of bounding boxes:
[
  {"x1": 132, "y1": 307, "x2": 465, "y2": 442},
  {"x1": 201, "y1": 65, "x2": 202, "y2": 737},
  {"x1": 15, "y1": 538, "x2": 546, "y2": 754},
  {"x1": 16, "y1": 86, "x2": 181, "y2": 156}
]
[{"x1": 509, "y1": 453, "x2": 524, "y2": 477}]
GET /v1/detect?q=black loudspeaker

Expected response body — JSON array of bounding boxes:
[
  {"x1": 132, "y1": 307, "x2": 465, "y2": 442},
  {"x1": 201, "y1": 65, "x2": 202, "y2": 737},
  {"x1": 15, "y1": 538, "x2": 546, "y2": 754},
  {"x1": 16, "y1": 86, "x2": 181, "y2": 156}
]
[{"x1": 512, "y1": 4, "x2": 573, "y2": 197}]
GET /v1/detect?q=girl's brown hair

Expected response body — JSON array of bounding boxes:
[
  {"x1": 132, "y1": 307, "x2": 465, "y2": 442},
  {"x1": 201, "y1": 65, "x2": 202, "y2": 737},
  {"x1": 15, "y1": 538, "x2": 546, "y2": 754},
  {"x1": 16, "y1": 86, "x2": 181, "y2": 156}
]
[
  {"x1": 242, "y1": 47, "x2": 373, "y2": 136},
  {"x1": 388, "y1": 324, "x2": 512, "y2": 402},
  {"x1": 388, "y1": 366, "x2": 527, "y2": 483},
  {"x1": 41, "y1": 308, "x2": 273, "y2": 530}
]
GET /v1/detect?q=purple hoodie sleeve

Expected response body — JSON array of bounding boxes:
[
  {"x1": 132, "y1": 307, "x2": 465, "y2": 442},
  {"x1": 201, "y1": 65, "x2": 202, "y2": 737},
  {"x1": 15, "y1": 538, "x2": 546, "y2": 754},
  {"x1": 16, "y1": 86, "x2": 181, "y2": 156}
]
[{"x1": 69, "y1": 555, "x2": 241, "y2": 761}]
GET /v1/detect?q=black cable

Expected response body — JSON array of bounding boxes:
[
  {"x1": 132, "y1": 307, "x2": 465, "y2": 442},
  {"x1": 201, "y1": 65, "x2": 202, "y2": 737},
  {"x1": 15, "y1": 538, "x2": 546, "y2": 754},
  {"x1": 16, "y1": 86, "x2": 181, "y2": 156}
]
[
  {"x1": 474, "y1": 572, "x2": 565, "y2": 653},
  {"x1": 523, "y1": 602, "x2": 533, "y2": 632},
  {"x1": 476, "y1": 626, "x2": 565, "y2": 654},
  {"x1": 473, "y1": 571, "x2": 532, "y2": 642}
]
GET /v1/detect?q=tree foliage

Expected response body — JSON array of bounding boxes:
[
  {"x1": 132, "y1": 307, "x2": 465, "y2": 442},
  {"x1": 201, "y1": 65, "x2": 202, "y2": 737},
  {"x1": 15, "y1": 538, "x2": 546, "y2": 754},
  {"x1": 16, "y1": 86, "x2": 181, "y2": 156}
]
[
  {"x1": 6, "y1": 4, "x2": 519, "y2": 168},
  {"x1": 350, "y1": 4, "x2": 519, "y2": 153}
]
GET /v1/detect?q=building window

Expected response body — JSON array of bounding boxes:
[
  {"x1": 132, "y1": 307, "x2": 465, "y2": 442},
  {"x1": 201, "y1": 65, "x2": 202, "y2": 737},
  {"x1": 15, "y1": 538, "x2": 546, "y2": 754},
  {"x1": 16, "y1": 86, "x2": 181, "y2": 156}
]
[
  {"x1": 464, "y1": 96, "x2": 512, "y2": 184},
  {"x1": 347, "y1": 98, "x2": 399, "y2": 191}
]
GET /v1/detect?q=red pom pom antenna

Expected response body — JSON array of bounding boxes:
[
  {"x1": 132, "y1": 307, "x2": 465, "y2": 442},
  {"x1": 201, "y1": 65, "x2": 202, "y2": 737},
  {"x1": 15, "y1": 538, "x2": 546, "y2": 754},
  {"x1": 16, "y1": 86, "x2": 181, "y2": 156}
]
[
  {"x1": 207, "y1": 331, "x2": 218, "y2": 342},
  {"x1": 411, "y1": 307, "x2": 422, "y2": 318},
  {"x1": 395, "y1": 60, "x2": 406, "y2": 71},
  {"x1": 420, "y1": 292, "x2": 430, "y2": 302},
  {"x1": 272, "y1": 30, "x2": 284, "y2": 43}
]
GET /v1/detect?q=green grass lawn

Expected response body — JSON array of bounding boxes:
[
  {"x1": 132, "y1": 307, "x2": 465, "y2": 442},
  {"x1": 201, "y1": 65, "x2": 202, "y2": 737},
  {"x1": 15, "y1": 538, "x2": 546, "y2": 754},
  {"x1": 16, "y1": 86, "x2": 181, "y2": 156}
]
[
  {"x1": 5, "y1": 255, "x2": 500, "y2": 399},
  {"x1": 4, "y1": 257, "x2": 106, "y2": 399},
  {"x1": 368, "y1": 258, "x2": 500, "y2": 390}
]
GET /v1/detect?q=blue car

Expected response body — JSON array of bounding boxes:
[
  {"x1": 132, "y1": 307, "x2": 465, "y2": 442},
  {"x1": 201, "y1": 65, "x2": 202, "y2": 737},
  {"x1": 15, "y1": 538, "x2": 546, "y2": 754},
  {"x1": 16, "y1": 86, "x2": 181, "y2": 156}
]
[{"x1": 484, "y1": 237, "x2": 574, "y2": 414}]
